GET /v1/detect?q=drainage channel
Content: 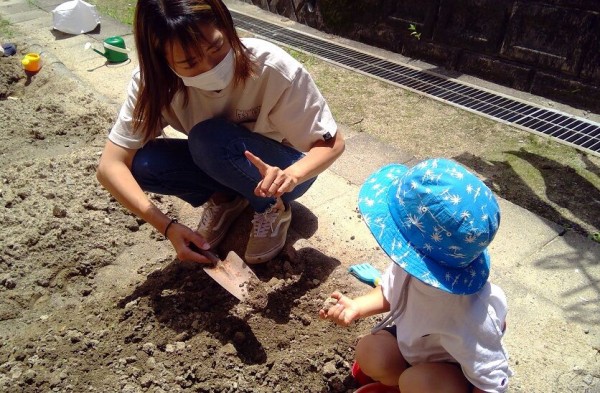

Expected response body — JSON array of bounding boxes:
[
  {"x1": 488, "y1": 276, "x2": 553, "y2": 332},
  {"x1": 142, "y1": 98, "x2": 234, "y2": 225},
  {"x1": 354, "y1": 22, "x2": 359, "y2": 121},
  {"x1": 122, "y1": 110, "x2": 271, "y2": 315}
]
[{"x1": 231, "y1": 10, "x2": 600, "y2": 157}]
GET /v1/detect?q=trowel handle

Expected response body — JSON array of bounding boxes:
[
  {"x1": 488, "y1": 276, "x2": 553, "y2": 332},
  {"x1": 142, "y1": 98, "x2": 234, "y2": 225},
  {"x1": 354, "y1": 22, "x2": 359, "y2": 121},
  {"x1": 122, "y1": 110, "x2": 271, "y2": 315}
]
[{"x1": 189, "y1": 244, "x2": 220, "y2": 265}]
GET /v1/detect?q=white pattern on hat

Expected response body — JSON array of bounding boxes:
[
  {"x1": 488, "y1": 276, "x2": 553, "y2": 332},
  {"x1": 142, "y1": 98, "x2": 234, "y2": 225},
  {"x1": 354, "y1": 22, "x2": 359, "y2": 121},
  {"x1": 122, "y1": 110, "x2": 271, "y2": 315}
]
[{"x1": 358, "y1": 158, "x2": 500, "y2": 295}]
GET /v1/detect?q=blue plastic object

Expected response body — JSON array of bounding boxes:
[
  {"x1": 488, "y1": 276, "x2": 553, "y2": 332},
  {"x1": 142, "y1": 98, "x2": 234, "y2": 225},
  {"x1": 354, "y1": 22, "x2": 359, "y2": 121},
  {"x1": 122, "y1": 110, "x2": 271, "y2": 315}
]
[
  {"x1": 349, "y1": 263, "x2": 382, "y2": 287},
  {"x1": 2, "y1": 43, "x2": 17, "y2": 57}
]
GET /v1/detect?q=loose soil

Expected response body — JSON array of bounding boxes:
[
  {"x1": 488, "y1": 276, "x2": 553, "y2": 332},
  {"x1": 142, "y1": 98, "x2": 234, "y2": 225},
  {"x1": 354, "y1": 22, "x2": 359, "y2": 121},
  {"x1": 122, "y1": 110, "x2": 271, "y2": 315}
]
[{"x1": 0, "y1": 41, "x2": 376, "y2": 392}]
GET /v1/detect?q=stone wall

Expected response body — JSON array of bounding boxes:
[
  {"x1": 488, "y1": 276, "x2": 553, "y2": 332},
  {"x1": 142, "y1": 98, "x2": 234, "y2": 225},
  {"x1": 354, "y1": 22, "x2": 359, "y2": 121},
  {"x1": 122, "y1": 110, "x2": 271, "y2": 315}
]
[{"x1": 242, "y1": 0, "x2": 600, "y2": 114}]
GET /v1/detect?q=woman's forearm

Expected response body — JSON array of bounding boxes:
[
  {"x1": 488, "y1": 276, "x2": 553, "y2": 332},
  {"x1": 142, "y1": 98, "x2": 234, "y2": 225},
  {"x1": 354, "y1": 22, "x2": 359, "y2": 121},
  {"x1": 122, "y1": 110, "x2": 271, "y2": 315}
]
[{"x1": 96, "y1": 142, "x2": 172, "y2": 235}]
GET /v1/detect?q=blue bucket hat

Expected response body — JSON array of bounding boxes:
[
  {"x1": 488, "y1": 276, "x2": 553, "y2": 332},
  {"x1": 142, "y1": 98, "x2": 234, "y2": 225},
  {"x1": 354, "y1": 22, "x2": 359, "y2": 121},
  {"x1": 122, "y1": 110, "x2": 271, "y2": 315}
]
[{"x1": 358, "y1": 158, "x2": 500, "y2": 295}]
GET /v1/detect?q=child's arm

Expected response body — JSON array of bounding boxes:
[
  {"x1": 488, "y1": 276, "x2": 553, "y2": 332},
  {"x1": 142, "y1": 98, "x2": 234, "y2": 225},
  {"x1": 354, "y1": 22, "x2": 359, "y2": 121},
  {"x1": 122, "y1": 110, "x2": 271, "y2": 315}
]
[{"x1": 319, "y1": 287, "x2": 390, "y2": 326}]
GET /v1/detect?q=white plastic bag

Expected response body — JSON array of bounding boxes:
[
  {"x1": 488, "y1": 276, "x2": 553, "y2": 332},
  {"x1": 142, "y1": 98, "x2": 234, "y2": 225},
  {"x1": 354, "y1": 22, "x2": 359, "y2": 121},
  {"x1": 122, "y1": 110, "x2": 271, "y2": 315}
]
[{"x1": 52, "y1": 0, "x2": 101, "y2": 35}]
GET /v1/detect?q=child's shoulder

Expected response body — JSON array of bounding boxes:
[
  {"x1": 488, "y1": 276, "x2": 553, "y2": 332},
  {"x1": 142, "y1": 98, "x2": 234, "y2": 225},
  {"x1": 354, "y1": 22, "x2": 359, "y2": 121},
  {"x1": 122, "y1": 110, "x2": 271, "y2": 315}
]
[
  {"x1": 484, "y1": 281, "x2": 507, "y2": 303},
  {"x1": 477, "y1": 281, "x2": 509, "y2": 322}
]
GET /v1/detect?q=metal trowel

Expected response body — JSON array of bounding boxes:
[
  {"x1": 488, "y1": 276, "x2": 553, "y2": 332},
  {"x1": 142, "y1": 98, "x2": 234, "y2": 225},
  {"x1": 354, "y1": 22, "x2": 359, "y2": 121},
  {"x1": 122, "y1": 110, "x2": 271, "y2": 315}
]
[{"x1": 193, "y1": 246, "x2": 258, "y2": 302}]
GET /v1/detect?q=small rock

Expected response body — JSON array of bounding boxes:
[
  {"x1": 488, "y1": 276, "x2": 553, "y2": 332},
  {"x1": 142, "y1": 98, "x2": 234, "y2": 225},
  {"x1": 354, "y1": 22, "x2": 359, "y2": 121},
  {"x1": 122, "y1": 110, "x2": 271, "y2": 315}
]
[
  {"x1": 22, "y1": 369, "x2": 36, "y2": 384},
  {"x1": 121, "y1": 383, "x2": 141, "y2": 393},
  {"x1": 1, "y1": 275, "x2": 17, "y2": 290},
  {"x1": 124, "y1": 299, "x2": 138, "y2": 310},
  {"x1": 52, "y1": 205, "x2": 67, "y2": 218},
  {"x1": 321, "y1": 297, "x2": 338, "y2": 313},
  {"x1": 66, "y1": 330, "x2": 83, "y2": 344},
  {"x1": 142, "y1": 343, "x2": 156, "y2": 355},
  {"x1": 173, "y1": 332, "x2": 188, "y2": 342},
  {"x1": 14, "y1": 352, "x2": 26, "y2": 362},
  {"x1": 139, "y1": 373, "x2": 155, "y2": 388},
  {"x1": 322, "y1": 361, "x2": 337, "y2": 376},
  {"x1": 219, "y1": 343, "x2": 237, "y2": 356},
  {"x1": 49, "y1": 373, "x2": 62, "y2": 388},
  {"x1": 145, "y1": 357, "x2": 156, "y2": 369}
]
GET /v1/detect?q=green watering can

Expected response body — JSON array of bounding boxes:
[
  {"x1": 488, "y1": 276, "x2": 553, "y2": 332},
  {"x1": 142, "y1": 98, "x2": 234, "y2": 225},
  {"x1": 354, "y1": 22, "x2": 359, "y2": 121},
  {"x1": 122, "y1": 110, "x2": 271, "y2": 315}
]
[{"x1": 85, "y1": 36, "x2": 130, "y2": 63}]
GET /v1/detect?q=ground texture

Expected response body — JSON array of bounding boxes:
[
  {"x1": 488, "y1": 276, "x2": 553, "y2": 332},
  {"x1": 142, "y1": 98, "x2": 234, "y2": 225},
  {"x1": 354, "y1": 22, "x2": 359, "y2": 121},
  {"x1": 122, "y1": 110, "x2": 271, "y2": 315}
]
[
  {"x1": 1, "y1": 25, "x2": 599, "y2": 392},
  {"x1": 0, "y1": 43, "x2": 378, "y2": 392}
]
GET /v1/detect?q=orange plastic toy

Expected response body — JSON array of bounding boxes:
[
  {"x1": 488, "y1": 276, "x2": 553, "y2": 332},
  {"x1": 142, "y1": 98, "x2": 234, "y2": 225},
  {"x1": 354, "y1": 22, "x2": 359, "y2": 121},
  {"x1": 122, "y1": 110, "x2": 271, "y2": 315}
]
[{"x1": 21, "y1": 53, "x2": 41, "y2": 73}]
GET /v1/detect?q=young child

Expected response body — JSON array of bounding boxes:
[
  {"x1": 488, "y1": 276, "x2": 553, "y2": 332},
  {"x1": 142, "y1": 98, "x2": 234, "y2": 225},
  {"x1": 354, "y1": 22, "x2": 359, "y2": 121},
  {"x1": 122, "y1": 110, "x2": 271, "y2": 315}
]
[{"x1": 319, "y1": 158, "x2": 511, "y2": 393}]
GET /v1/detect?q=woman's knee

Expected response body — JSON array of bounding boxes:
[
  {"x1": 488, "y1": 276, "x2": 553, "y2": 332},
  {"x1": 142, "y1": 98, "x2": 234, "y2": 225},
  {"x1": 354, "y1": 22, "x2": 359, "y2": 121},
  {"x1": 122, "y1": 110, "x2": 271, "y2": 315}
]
[
  {"x1": 188, "y1": 118, "x2": 245, "y2": 168},
  {"x1": 131, "y1": 149, "x2": 161, "y2": 183},
  {"x1": 189, "y1": 118, "x2": 238, "y2": 152}
]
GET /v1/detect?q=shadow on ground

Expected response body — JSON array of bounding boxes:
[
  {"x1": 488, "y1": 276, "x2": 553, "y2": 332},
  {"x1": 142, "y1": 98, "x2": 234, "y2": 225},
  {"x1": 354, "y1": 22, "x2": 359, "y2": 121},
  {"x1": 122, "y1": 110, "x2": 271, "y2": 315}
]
[
  {"x1": 455, "y1": 150, "x2": 600, "y2": 237},
  {"x1": 457, "y1": 150, "x2": 600, "y2": 329}
]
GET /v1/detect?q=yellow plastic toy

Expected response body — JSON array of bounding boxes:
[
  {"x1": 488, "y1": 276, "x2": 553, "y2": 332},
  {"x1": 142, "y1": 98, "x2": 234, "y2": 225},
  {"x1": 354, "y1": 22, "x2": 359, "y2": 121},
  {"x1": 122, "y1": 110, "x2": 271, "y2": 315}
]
[{"x1": 21, "y1": 53, "x2": 41, "y2": 73}]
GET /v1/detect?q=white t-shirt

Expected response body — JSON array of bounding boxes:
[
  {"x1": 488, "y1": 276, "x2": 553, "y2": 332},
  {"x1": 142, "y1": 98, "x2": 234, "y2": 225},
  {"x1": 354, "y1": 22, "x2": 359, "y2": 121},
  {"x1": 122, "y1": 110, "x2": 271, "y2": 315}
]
[
  {"x1": 109, "y1": 38, "x2": 337, "y2": 152},
  {"x1": 381, "y1": 263, "x2": 512, "y2": 393}
]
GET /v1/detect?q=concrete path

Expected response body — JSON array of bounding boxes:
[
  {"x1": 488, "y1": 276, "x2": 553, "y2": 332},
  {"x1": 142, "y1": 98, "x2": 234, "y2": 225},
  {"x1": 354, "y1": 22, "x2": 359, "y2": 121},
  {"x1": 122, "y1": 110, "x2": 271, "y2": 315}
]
[{"x1": 1, "y1": 0, "x2": 599, "y2": 391}]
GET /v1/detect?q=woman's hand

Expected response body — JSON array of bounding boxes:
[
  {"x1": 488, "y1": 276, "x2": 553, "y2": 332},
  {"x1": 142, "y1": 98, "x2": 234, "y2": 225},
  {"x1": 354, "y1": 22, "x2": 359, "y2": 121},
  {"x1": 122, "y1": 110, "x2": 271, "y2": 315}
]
[
  {"x1": 319, "y1": 291, "x2": 361, "y2": 326},
  {"x1": 165, "y1": 222, "x2": 214, "y2": 264},
  {"x1": 244, "y1": 150, "x2": 298, "y2": 198}
]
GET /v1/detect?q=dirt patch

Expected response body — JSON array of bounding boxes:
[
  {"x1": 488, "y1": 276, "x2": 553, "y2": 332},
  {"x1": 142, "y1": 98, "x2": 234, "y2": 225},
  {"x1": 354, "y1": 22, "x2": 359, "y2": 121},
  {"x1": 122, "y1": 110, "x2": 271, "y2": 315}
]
[
  {"x1": 0, "y1": 41, "x2": 373, "y2": 392},
  {"x1": 243, "y1": 276, "x2": 269, "y2": 311}
]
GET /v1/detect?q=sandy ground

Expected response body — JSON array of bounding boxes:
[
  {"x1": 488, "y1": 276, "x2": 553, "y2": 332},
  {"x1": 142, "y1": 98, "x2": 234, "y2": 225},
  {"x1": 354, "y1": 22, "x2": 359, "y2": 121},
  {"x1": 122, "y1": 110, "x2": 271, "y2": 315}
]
[
  {"x1": 0, "y1": 41, "x2": 381, "y2": 392},
  {"x1": 1, "y1": 16, "x2": 599, "y2": 393}
]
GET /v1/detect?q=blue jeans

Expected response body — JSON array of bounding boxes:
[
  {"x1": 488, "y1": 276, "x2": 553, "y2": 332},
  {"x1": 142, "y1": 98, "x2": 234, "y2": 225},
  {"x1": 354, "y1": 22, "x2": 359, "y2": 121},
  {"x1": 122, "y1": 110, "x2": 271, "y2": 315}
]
[{"x1": 131, "y1": 118, "x2": 316, "y2": 213}]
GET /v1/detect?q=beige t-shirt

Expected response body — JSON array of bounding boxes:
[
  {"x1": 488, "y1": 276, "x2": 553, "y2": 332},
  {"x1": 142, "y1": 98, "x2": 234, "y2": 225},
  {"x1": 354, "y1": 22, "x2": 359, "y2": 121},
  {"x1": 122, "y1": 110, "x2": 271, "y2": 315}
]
[
  {"x1": 381, "y1": 263, "x2": 512, "y2": 393},
  {"x1": 109, "y1": 38, "x2": 337, "y2": 152}
]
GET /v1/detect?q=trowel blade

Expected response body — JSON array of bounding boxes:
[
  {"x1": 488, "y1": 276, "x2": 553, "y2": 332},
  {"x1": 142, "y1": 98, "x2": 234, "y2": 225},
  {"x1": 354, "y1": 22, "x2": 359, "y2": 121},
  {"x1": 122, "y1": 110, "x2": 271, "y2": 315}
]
[{"x1": 201, "y1": 250, "x2": 257, "y2": 302}]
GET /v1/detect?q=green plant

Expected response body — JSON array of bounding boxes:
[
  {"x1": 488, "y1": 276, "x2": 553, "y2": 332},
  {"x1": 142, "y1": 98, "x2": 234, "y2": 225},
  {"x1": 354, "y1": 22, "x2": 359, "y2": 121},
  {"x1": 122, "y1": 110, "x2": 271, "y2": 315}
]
[
  {"x1": 408, "y1": 23, "x2": 421, "y2": 40},
  {"x1": 84, "y1": 0, "x2": 136, "y2": 25},
  {"x1": 0, "y1": 17, "x2": 15, "y2": 38},
  {"x1": 285, "y1": 48, "x2": 317, "y2": 67}
]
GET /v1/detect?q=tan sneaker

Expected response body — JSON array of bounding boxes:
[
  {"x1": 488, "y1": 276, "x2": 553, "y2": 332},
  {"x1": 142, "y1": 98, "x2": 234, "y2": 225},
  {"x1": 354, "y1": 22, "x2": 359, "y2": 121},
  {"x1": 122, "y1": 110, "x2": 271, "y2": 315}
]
[
  {"x1": 245, "y1": 203, "x2": 292, "y2": 264},
  {"x1": 197, "y1": 196, "x2": 249, "y2": 248}
]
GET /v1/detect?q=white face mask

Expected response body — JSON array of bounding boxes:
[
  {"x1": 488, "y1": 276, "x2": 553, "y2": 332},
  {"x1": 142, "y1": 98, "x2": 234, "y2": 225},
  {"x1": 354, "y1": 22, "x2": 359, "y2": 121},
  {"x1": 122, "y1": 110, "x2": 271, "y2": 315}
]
[{"x1": 174, "y1": 49, "x2": 235, "y2": 91}]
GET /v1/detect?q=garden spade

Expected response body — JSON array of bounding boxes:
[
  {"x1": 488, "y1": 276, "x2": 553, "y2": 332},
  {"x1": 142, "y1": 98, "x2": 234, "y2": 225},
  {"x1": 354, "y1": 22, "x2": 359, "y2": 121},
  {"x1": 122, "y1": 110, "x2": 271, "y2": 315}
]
[{"x1": 194, "y1": 247, "x2": 257, "y2": 302}]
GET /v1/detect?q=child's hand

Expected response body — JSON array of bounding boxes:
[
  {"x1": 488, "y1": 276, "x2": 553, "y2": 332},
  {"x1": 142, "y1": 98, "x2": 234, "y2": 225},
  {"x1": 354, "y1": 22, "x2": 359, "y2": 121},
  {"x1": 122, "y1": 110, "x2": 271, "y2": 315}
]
[{"x1": 319, "y1": 291, "x2": 360, "y2": 326}]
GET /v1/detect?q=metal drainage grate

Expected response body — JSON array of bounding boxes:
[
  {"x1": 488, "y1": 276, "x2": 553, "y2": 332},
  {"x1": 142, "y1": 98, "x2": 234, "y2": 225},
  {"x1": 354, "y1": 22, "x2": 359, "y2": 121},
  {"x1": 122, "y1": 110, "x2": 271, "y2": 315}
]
[{"x1": 232, "y1": 10, "x2": 600, "y2": 157}]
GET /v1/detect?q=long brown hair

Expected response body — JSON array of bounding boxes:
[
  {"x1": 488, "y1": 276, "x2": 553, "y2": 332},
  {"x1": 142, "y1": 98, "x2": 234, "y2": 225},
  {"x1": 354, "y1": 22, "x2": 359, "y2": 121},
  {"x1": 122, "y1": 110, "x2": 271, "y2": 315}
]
[{"x1": 133, "y1": 0, "x2": 255, "y2": 144}]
